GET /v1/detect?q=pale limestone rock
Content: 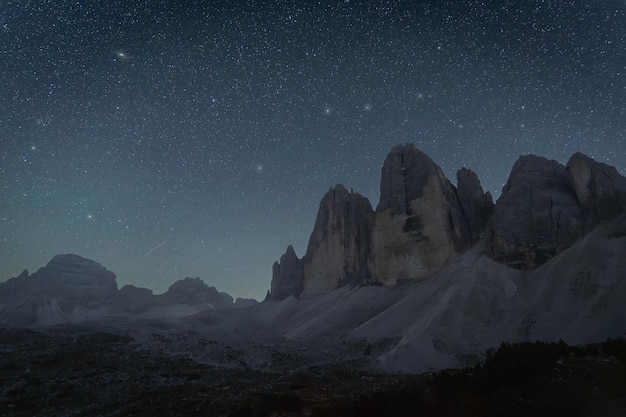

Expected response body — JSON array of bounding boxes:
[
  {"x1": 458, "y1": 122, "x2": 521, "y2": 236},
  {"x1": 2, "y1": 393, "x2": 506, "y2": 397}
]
[
  {"x1": 371, "y1": 144, "x2": 469, "y2": 284},
  {"x1": 302, "y1": 184, "x2": 374, "y2": 296}
]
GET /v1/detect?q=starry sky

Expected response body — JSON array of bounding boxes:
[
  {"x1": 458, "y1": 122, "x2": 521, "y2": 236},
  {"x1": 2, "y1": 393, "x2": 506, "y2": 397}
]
[{"x1": 1, "y1": 0, "x2": 624, "y2": 300}]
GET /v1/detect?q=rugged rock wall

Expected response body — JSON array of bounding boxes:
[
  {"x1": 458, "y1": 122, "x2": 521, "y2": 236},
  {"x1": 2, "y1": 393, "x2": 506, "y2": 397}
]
[
  {"x1": 302, "y1": 185, "x2": 375, "y2": 296},
  {"x1": 268, "y1": 245, "x2": 304, "y2": 300},
  {"x1": 371, "y1": 144, "x2": 474, "y2": 284},
  {"x1": 566, "y1": 152, "x2": 626, "y2": 228},
  {"x1": 268, "y1": 145, "x2": 626, "y2": 297},
  {"x1": 487, "y1": 153, "x2": 626, "y2": 270},
  {"x1": 456, "y1": 167, "x2": 494, "y2": 245}
]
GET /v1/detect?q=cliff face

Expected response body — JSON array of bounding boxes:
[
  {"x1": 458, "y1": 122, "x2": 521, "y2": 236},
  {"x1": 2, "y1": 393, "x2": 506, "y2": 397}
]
[
  {"x1": 456, "y1": 167, "x2": 494, "y2": 245},
  {"x1": 566, "y1": 152, "x2": 626, "y2": 228},
  {"x1": 302, "y1": 185, "x2": 375, "y2": 296},
  {"x1": 371, "y1": 144, "x2": 489, "y2": 284},
  {"x1": 268, "y1": 145, "x2": 626, "y2": 298},
  {"x1": 268, "y1": 245, "x2": 304, "y2": 300},
  {"x1": 486, "y1": 155, "x2": 584, "y2": 269},
  {"x1": 486, "y1": 153, "x2": 626, "y2": 270}
]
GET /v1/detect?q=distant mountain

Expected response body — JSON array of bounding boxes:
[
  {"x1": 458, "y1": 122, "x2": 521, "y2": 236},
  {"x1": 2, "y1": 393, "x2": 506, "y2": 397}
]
[
  {"x1": 0, "y1": 254, "x2": 257, "y2": 327},
  {"x1": 269, "y1": 145, "x2": 626, "y2": 299}
]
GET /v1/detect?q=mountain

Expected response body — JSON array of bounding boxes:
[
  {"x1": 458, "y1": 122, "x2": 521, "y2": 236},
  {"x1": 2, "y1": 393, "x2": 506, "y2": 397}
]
[
  {"x1": 371, "y1": 144, "x2": 492, "y2": 285},
  {"x1": 252, "y1": 214, "x2": 626, "y2": 373},
  {"x1": 269, "y1": 145, "x2": 626, "y2": 299},
  {"x1": 2, "y1": 144, "x2": 625, "y2": 376},
  {"x1": 0, "y1": 254, "x2": 256, "y2": 326}
]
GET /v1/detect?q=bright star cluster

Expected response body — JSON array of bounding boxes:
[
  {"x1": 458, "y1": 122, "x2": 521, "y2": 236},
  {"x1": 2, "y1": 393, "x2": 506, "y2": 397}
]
[{"x1": 1, "y1": 1, "x2": 624, "y2": 299}]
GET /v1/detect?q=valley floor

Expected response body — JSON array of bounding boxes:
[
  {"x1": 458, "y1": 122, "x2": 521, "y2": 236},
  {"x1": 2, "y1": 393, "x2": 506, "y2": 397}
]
[{"x1": 1, "y1": 327, "x2": 625, "y2": 417}]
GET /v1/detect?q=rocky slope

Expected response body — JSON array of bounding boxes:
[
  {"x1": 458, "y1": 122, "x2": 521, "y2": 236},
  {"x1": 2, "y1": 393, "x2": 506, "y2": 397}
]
[{"x1": 269, "y1": 144, "x2": 626, "y2": 299}]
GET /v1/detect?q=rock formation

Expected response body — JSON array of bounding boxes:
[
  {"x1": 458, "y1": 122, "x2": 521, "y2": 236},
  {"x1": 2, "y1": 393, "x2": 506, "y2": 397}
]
[
  {"x1": 566, "y1": 152, "x2": 626, "y2": 228},
  {"x1": 0, "y1": 254, "x2": 118, "y2": 326},
  {"x1": 268, "y1": 245, "x2": 304, "y2": 300},
  {"x1": 371, "y1": 144, "x2": 472, "y2": 284},
  {"x1": 487, "y1": 153, "x2": 626, "y2": 270},
  {"x1": 302, "y1": 184, "x2": 375, "y2": 296},
  {"x1": 487, "y1": 155, "x2": 584, "y2": 269},
  {"x1": 456, "y1": 167, "x2": 494, "y2": 244},
  {"x1": 269, "y1": 144, "x2": 626, "y2": 297},
  {"x1": 0, "y1": 254, "x2": 118, "y2": 305}
]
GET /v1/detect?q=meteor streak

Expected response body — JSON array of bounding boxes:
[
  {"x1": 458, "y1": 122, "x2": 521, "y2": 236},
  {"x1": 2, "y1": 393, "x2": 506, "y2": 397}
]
[{"x1": 146, "y1": 241, "x2": 166, "y2": 256}]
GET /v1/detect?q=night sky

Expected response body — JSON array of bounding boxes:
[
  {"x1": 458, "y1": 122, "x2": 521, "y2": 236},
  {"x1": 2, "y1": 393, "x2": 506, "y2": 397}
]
[{"x1": 1, "y1": 1, "x2": 624, "y2": 300}]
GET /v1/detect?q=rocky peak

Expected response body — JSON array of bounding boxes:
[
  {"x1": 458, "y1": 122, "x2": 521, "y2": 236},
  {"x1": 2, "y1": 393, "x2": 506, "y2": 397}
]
[
  {"x1": 372, "y1": 145, "x2": 471, "y2": 284},
  {"x1": 163, "y1": 277, "x2": 234, "y2": 308},
  {"x1": 44, "y1": 254, "x2": 117, "y2": 280},
  {"x1": 37, "y1": 254, "x2": 118, "y2": 301},
  {"x1": 377, "y1": 143, "x2": 446, "y2": 215},
  {"x1": 566, "y1": 152, "x2": 626, "y2": 227},
  {"x1": 268, "y1": 245, "x2": 304, "y2": 300},
  {"x1": 487, "y1": 155, "x2": 583, "y2": 269},
  {"x1": 302, "y1": 184, "x2": 375, "y2": 296}
]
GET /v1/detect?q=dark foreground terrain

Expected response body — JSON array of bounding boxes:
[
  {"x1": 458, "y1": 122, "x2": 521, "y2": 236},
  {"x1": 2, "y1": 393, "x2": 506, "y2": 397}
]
[{"x1": 1, "y1": 326, "x2": 625, "y2": 417}]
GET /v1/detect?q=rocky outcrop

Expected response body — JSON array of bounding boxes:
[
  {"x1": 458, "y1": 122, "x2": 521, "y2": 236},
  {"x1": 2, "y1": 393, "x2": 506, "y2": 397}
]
[
  {"x1": 268, "y1": 245, "x2": 304, "y2": 300},
  {"x1": 566, "y1": 152, "x2": 626, "y2": 228},
  {"x1": 371, "y1": 144, "x2": 471, "y2": 284},
  {"x1": 302, "y1": 185, "x2": 375, "y2": 296},
  {"x1": 456, "y1": 167, "x2": 494, "y2": 244},
  {"x1": 487, "y1": 156, "x2": 584, "y2": 269}
]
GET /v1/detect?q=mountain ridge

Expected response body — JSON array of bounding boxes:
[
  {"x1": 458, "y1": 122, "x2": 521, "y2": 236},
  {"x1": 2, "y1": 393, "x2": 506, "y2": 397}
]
[
  {"x1": 269, "y1": 144, "x2": 626, "y2": 300},
  {"x1": 0, "y1": 254, "x2": 256, "y2": 327}
]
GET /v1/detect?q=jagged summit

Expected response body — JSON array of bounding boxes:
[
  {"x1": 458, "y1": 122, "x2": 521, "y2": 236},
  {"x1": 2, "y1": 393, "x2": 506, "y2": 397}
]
[
  {"x1": 269, "y1": 145, "x2": 626, "y2": 299},
  {"x1": 376, "y1": 143, "x2": 444, "y2": 214},
  {"x1": 268, "y1": 245, "x2": 304, "y2": 301}
]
